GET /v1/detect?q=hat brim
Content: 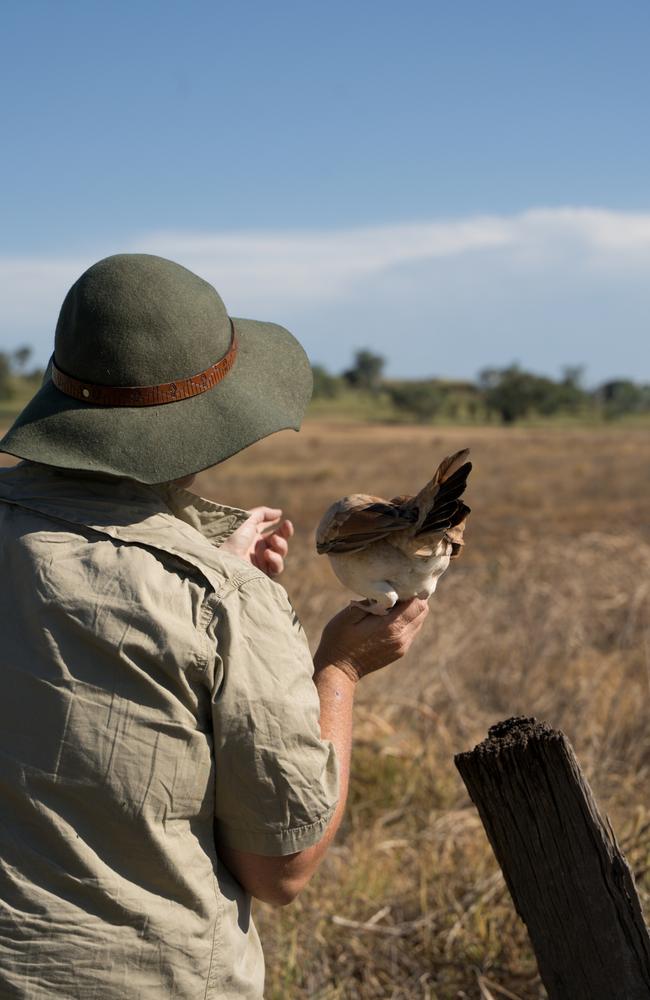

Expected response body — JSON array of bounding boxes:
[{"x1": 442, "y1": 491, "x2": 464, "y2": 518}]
[{"x1": 0, "y1": 317, "x2": 313, "y2": 484}]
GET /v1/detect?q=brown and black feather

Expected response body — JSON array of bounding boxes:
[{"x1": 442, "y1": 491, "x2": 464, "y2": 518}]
[{"x1": 316, "y1": 448, "x2": 472, "y2": 557}]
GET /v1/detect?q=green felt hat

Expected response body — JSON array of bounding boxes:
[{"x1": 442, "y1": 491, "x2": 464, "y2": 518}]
[{"x1": 0, "y1": 254, "x2": 313, "y2": 484}]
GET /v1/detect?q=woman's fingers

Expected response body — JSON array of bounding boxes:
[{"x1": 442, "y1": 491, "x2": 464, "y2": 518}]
[
  {"x1": 244, "y1": 511, "x2": 294, "y2": 576},
  {"x1": 261, "y1": 520, "x2": 293, "y2": 573},
  {"x1": 277, "y1": 519, "x2": 294, "y2": 539},
  {"x1": 263, "y1": 549, "x2": 284, "y2": 575},
  {"x1": 265, "y1": 532, "x2": 289, "y2": 557},
  {"x1": 253, "y1": 534, "x2": 287, "y2": 575},
  {"x1": 260, "y1": 517, "x2": 293, "y2": 542},
  {"x1": 248, "y1": 506, "x2": 283, "y2": 529}
]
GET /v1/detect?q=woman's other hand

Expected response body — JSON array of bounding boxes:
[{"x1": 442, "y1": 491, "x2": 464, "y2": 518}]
[{"x1": 221, "y1": 506, "x2": 294, "y2": 577}]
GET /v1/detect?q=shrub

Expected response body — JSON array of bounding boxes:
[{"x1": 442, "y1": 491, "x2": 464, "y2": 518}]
[
  {"x1": 343, "y1": 349, "x2": 385, "y2": 392},
  {"x1": 0, "y1": 353, "x2": 12, "y2": 400},
  {"x1": 387, "y1": 381, "x2": 446, "y2": 422},
  {"x1": 311, "y1": 365, "x2": 343, "y2": 399},
  {"x1": 598, "y1": 379, "x2": 650, "y2": 419}
]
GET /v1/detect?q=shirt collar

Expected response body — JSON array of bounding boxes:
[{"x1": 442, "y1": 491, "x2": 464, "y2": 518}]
[
  {"x1": 0, "y1": 462, "x2": 250, "y2": 546},
  {"x1": 154, "y1": 482, "x2": 250, "y2": 543}
]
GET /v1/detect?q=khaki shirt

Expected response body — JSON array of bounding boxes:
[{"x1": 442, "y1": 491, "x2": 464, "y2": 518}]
[{"x1": 0, "y1": 462, "x2": 339, "y2": 1000}]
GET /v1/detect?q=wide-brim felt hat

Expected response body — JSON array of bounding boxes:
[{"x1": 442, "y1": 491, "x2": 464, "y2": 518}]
[{"x1": 0, "y1": 254, "x2": 313, "y2": 484}]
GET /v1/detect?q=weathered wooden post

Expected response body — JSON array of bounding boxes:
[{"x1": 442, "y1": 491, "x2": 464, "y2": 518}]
[{"x1": 455, "y1": 716, "x2": 650, "y2": 1000}]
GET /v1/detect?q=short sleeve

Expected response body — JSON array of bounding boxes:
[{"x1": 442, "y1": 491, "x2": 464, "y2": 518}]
[{"x1": 209, "y1": 574, "x2": 339, "y2": 856}]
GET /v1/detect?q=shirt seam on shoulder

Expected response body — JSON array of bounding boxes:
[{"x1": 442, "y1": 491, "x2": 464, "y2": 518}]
[
  {"x1": 195, "y1": 567, "x2": 288, "y2": 675},
  {"x1": 193, "y1": 593, "x2": 221, "y2": 675},
  {"x1": 233, "y1": 570, "x2": 288, "y2": 600},
  {"x1": 212, "y1": 565, "x2": 268, "y2": 598},
  {"x1": 233, "y1": 567, "x2": 267, "y2": 590}
]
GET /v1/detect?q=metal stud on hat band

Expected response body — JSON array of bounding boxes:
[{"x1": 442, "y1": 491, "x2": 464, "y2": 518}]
[{"x1": 52, "y1": 322, "x2": 238, "y2": 407}]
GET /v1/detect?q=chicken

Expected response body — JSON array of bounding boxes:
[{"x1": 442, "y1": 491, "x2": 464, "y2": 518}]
[{"x1": 316, "y1": 449, "x2": 471, "y2": 614}]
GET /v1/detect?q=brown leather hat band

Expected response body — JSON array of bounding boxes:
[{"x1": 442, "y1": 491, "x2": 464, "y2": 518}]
[{"x1": 51, "y1": 323, "x2": 239, "y2": 407}]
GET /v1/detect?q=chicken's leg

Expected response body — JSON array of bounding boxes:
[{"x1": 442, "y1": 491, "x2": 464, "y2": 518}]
[{"x1": 351, "y1": 581, "x2": 399, "y2": 616}]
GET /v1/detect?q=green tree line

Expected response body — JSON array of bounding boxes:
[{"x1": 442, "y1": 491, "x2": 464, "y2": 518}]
[
  {"x1": 2, "y1": 345, "x2": 648, "y2": 424},
  {"x1": 313, "y1": 350, "x2": 650, "y2": 423},
  {"x1": 0, "y1": 347, "x2": 44, "y2": 401}
]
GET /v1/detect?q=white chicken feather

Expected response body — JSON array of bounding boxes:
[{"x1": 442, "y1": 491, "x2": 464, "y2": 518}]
[{"x1": 316, "y1": 449, "x2": 472, "y2": 614}]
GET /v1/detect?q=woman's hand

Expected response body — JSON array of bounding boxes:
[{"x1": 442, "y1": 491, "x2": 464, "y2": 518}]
[
  {"x1": 221, "y1": 507, "x2": 294, "y2": 577},
  {"x1": 314, "y1": 598, "x2": 429, "y2": 682}
]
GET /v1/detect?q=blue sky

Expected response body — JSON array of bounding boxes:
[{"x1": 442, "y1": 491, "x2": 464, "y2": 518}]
[{"x1": 2, "y1": 1, "x2": 650, "y2": 383}]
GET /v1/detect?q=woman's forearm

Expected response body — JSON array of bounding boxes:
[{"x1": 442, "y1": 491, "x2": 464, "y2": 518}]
[
  {"x1": 310, "y1": 663, "x2": 356, "y2": 850},
  {"x1": 267, "y1": 663, "x2": 356, "y2": 899}
]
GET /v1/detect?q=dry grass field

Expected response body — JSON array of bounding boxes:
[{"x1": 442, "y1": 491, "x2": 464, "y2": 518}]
[
  {"x1": 2, "y1": 420, "x2": 649, "y2": 998},
  {"x1": 196, "y1": 421, "x2": 650, "y2": 1000}
]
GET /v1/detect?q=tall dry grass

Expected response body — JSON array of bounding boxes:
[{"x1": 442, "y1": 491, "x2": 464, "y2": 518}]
[
  {"x1": 2, "y1": 422, "x2": 648, "y2": 997},
  {"x1": 197, "y1": 422, "x2": 650, "y2": 1000}
]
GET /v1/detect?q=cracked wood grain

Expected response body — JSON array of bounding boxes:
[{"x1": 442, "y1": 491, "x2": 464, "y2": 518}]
[{"x1": 455, "y1": 716, "x2": 650, "y2": 1000}]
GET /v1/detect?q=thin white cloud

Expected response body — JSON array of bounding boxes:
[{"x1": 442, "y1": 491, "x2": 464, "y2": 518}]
[
  {"x1": 1, "y1": 207, "x2": 649, "y2": 379},
  {"x1": 137, "y1": 215, "x2": 514, "y2": 303},
  {"x1": 134, "y1": 207, "x2": 650, "y2": 307},
  {"x1": 524, "y1": 207, "x2": 650, "y2": 250}
]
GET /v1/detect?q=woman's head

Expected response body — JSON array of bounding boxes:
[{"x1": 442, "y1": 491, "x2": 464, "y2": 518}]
[{"x1": 0, "y1": 254, "x2": 313, "y2": 483}]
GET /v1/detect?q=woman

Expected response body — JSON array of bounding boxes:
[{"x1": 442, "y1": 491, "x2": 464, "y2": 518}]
[{"x1": 0, "y1": 254, "x2": 428, "y2": 999}]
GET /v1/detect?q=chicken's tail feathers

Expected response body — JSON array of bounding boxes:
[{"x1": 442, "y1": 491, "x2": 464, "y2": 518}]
[
  {"x1": 414, "y1": 449, "x2": 472, "y2": 533},
  {"x1": 434, "y1": 448, "x2": 470, "y2": 483},
  {"x1": 444, "y1": 505, "x2": 470, "y2": 557}
]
